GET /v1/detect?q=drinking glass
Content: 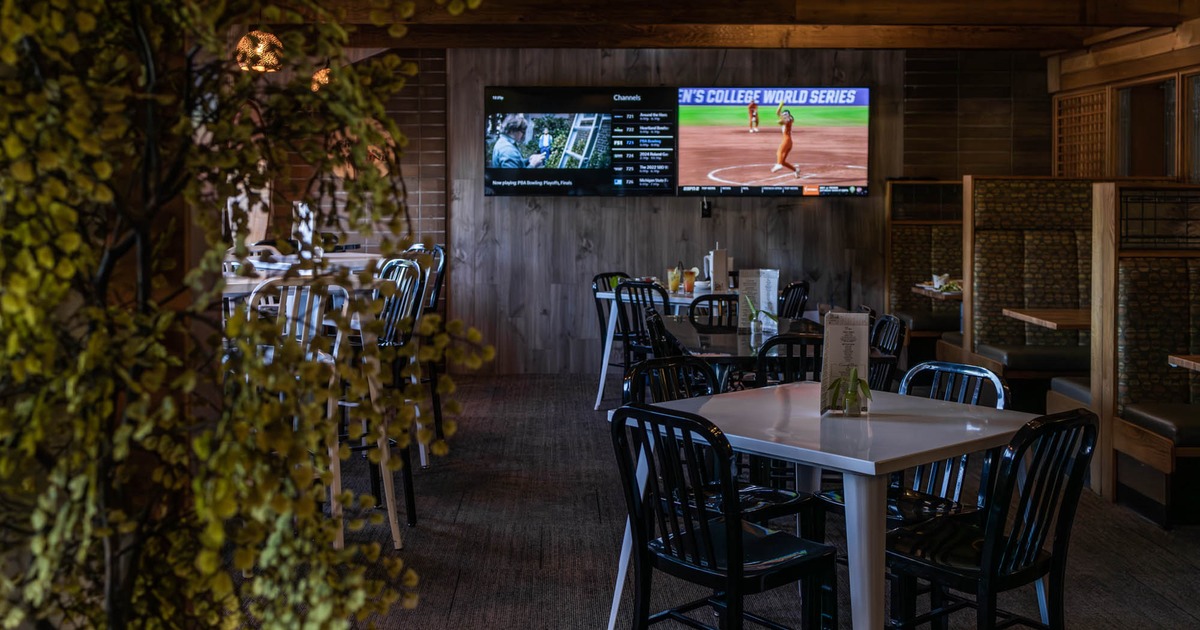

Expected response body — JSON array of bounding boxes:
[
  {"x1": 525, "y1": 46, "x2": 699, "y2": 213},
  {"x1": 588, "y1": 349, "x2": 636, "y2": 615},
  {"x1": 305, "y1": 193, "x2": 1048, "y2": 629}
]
[
  {"x1": 682, "y1": 269, "x2": 697, "y2": 293},
  {"x1": 667, "y1": 267, "x2": 682, "y2": 292}
]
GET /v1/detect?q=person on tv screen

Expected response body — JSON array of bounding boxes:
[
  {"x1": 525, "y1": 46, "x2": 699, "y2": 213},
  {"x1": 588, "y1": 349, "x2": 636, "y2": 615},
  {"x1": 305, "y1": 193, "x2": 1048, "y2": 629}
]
[
  {"x1": 492, "y1": 114, "x2": 545, "y2": 169},
  {"x1": 747, "y1": 99, "x2": 759, "y2": 133},
  {"x1": 770, "y1": 102, "x2": 799, "y2": 178},
  {"x1": 538, "y1": 127, "x2": 553, "y2": 161}
]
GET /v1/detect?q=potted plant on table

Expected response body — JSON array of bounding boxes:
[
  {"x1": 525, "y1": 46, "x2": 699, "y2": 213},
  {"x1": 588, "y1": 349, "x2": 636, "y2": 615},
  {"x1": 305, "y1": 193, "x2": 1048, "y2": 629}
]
[
  {"x1": 743, "y1": 294, "x2": 777, "y2": 334},
  {"x1": 828, "y1": 366, "x2": 872, "y2": 416}
]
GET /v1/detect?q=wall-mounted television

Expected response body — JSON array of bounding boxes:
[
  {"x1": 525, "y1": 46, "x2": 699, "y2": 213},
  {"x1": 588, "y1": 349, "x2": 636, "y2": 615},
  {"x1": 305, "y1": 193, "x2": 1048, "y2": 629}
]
[
  {"x1": 484, "y1": 86, "x2": 677, "y2": 196},
  {"x1": 676, "y1": 87, "x2": 869, "y2": 197}
]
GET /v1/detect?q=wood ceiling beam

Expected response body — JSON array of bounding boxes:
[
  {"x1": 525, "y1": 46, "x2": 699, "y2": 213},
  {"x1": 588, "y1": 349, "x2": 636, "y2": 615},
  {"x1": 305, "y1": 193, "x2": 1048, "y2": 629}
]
[
  {"x1": 344, "y1": 23, "x2": 1098, "y2": 50},
  {"x1": 327, "y1": 0, "x2": 1200, "y2": 28}
]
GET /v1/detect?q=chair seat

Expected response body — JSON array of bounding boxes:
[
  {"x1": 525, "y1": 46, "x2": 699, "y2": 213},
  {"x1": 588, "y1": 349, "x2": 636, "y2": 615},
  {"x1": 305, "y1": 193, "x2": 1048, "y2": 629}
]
[
  {"x1": 651, "y1": 517, "x2": 836, "y2": 575},
  {"x1": 724, "y1": 484, "x2": 816, "y2": 522},
  {"x1": 975, "y1": 343, "x2": 1089, "y2": 372},
  {"x1": 887, "y1": 511, "x2": 1050, "y2": 580},
  {"x1": 818, "y1": 486, "x2": 974, "y2": 527},
  {"x1": 1122, "y1": 403, "x2": 1200, "y2": 447}
]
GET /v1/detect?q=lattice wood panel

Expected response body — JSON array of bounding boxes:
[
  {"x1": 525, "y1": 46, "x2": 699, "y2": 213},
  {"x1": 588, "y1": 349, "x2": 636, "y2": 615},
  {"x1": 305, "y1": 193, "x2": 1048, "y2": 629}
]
[{"x1": 1054, "y1": 89, "x2": 1106, "y2": 177}]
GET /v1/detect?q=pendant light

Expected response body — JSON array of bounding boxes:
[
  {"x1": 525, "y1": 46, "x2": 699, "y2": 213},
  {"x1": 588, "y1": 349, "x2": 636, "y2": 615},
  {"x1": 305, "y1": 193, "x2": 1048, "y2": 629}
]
[{"x1": 235, "y1": 30, "x2": 284, "y2": 72}]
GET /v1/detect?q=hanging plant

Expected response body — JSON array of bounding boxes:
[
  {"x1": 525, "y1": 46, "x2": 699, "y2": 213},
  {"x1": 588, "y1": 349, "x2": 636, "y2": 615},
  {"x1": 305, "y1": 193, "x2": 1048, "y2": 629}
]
[{"x1": 0, "y1": 1, "x2": 488, "y2": 627}]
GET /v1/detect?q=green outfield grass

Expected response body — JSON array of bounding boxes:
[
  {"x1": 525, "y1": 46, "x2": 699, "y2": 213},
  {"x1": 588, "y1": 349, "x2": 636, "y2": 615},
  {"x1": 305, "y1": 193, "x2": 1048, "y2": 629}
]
[{"x1": 679, "y1": 104, "x2": 868, "y2": 127}]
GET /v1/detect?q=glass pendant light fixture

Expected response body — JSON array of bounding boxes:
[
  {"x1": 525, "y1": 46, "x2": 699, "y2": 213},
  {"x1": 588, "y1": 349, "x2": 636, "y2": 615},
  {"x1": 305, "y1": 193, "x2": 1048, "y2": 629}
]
[{"x1": 235, "y1": 30, "x2": 284, "y2": 72}]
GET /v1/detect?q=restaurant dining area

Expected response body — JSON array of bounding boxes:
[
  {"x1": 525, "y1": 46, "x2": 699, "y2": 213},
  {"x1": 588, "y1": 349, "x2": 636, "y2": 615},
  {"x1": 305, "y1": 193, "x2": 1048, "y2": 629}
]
[{"x1": 4, "y1": 1, "x2": 1200, "y2": 629}]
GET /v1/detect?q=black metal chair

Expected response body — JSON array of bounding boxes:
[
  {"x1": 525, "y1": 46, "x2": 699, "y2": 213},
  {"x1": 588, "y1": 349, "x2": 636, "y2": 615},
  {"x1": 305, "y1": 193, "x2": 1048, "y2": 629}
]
[
  {"x1": 867, "y1": 314, "x2": 907, "y2": 391},
  {"x1": 622, "y1": 355, "x2": 820, "y2": 526},
  {"x1": 777, "y1": 281, "x2": 811, "y2": 320},
  {"x1": 611, "y1": 403, "x2": 838, "y2": 629},
  {"x1": 644, "y1": 308, "x2": 691, "y2": 360},
  {"x1": 614, "y1": 280, "x2": 670, "y2": 375},
  {"x1": 688, "y1": 293, "x2": 739, "y2": 334},
  {"x1": 402, "y1": 244, "x2": 448, "y2": 441},
  {"x1": 752, "y1": 333, "x2": 824, "y2": 388},
  {"x1": 344, "y1": 257, "x2": 425, "y2": 529},
  {"x1": 887, "y1": 408, "x2": 1098, "y2": 629},
  {"x1": 592, "y1": 271, "x2": 632, "y2": 364}
]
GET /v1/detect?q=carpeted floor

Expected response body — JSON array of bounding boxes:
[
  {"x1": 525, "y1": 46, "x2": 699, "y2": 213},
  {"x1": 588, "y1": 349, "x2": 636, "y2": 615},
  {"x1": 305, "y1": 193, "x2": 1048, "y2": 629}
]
[{"x1": 343, "y1": 374, "x2": 1200, "y2": 629}]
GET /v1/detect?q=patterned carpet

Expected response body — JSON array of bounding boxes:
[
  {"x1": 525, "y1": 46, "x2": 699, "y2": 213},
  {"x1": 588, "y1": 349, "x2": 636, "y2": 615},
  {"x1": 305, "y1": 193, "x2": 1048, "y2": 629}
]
[{"x1": 344, "y1": 374, "x2": 1200, "y2": 629}]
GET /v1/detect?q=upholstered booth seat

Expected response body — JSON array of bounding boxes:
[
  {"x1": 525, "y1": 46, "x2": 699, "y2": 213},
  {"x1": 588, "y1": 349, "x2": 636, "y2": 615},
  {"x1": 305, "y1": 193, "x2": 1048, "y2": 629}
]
[
  {"x1": 895, "y1": 309, "x2": 960, "y2": 334},
  {"x1": 1116, "y1": 403, "x2": 1200, "y2": 528},
  {"x1": 975, "y1": 343, "x2": 1090, "y2": 372},
  {"x1": 940, "y1": 331, "x2": 963, "y2": 346},
  {"x1": 1122, "y1": 403, "x2": 1200, "y2": 447},
  {"x1": 1049, "y1": 375, "x2": 1092, "y2": 405}
]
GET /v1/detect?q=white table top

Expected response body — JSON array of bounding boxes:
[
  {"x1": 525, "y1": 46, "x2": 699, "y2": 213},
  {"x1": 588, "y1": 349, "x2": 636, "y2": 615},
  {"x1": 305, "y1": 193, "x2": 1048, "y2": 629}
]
[
  {"x1": 595, "y1": 287, "x2": 711, "y2": 305},
  {"x1": 650, "y1": 381, "x2": 1034, "y2": 477}
]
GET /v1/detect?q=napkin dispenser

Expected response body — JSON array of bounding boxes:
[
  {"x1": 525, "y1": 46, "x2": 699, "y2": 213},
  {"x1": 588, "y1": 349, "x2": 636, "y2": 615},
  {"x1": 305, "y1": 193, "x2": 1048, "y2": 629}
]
[{"x1": 704, "y1": 247, "x2": 730, "y2": 292}]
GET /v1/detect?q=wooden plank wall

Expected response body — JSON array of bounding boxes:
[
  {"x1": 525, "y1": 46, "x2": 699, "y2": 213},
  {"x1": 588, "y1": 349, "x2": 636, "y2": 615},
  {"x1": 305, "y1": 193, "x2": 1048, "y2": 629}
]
[
  {"x1": 904, "y1": 51, "x2": 1052, "y2": 178},
  {"x1": 446, "y1": 48, "x2": 1050, "y2": 375}
]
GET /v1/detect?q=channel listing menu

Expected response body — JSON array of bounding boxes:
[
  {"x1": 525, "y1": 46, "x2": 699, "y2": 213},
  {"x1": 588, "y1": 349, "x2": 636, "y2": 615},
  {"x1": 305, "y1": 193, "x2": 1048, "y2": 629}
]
[{"x1": 608, "y1": 96, "x2": 676, "y2": 195}]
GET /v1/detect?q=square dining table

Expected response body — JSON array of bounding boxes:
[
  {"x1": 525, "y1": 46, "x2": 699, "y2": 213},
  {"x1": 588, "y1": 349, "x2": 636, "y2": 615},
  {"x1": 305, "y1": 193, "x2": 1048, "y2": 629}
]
[{"x1": 606, "y1": 381, "x2": 1034, "y2": 630}]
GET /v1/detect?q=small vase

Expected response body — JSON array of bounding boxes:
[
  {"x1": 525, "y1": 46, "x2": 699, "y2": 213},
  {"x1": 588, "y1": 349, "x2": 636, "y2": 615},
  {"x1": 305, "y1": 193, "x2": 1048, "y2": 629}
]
[
  {"x1": 843, "y1": 396, "x2": 862, "y2": 417},
  {"x1": 751, "y1": 320, "x2": 763, "y2": 334}
]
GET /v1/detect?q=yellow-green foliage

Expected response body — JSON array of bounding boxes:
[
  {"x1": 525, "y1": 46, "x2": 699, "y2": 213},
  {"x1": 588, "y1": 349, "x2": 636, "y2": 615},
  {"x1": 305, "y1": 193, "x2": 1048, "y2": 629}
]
[{"x1": 0, "y1": 1, "x2": 488, "y2": 627}]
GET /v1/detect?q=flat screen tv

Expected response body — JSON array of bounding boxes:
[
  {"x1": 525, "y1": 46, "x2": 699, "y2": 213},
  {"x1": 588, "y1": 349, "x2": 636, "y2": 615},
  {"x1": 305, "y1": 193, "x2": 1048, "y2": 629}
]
[
  {"x1": 484, "y1": 86, "x2": 677, "y2": 196},
  {"x1": 676, "y1": 87, "x2": 870, "y2": 197}
]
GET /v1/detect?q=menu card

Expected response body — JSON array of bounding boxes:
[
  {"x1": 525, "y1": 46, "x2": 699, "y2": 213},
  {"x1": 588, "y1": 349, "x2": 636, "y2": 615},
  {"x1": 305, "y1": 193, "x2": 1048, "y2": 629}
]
[
  {"x1": 820, "y1": 311, "x2": 870, "y2": 413},
  {"x1": 736, "y1": 268, "x2": 779, "y2": 332}
]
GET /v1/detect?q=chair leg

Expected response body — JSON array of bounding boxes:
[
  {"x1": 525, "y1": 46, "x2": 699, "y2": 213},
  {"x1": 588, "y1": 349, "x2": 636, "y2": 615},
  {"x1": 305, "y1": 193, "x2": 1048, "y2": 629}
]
[
  {"x1": 632, "y1": 557, "x2": 653, "y2": 630},
  {"x1": 929, "y1": 584, "x2": 948, "y2": 630},
  {"x1": 976, "y1": 588, "x2": 997, "y2": 630},
  {"x1": 377, "y1": 414, "x2": 403, "y2": 550},
  {"x1": 426, "y1": 359, "x2": 445, "y2": 440},
  {"x1": 400, "y1": 439, "x2": 417, "y2": 526},
  {"x1": 890, "y1": 574, "x2": 917, "y2": 629},
  {"x1": 326, "y1": 386, "x2": 344, "y2": 550},
  {"x1": 1046, "y1": 564, "x2": 1067, "y2": 630}
]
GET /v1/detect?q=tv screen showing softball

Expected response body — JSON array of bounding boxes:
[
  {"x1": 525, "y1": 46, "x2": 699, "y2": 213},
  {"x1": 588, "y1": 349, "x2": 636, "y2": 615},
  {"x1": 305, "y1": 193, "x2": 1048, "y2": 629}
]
[
  {"x1": 484, "y1": 86, "x2": 677, "y2": 196},
  {"x1": 675, "y1": 87, "x2": 870, "y2": 197}
]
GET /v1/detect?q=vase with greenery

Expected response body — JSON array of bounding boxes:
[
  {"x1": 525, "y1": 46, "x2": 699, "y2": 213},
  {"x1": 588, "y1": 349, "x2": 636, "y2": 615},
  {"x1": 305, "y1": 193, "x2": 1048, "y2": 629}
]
[
  {"x1": 0, "y1": 1, "x2": 489, "y2": 627},
  {"x1": 828, "y1": 366, "x2": 872, "y2": 416},
  {"x1": 742, "y1": 294, "x2": 776, "y2": 333}
]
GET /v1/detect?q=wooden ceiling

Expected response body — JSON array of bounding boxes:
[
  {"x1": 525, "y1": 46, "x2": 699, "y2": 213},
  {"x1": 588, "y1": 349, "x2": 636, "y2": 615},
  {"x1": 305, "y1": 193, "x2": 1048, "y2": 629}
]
[{"x1": 334, "y1": 0, "x2": 1200, "y2": 50}]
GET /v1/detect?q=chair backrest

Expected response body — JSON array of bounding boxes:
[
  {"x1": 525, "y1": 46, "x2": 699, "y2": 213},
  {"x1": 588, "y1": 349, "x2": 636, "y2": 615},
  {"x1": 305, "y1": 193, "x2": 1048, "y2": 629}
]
[
  {"x1": 687, "y1": 294, "x2": 739, "y2": 333},
  {"x1": 247, "y1": 276, "x2": 349, "y2": 360},
  {"x1": 623, "y1": 355, "x2": 719, "y2": 404},
  {"x1": 374, "y1": 258, "x2": 425, "y2": 348},
  {"x1": 777, "y1": 281, "x2": 810, "y2": 319},
  {"x1": 979, "y1": 408, "x2": 1097, "y2": 582},
  {"x1": 899, "y1": 361, "x2": 1008, "y2": 408},
  {"x1": 644, "y1": 308, "x2": 691, "y2": 359},
  {"x1": 403, "y1": 243, "x2": 447, "y2": 313},
  {"x1": 867, "y1": 314, "x2": 908, "y2": 390},
  {"x1": 897, "y1": 361, "x2": 1009, "y2": 504},
  {"x1": 614, "y1": 280, "x2": 670, "y2": 355},
  {"x1": 754, "y1": 333, "x2": 823, "y2": 387},
  {"x1": 592, "y1": 271, "x2": 631, "y2": 348},
  {"x1": 611, "y1": 403, "x2": 745, "y2": 583}
]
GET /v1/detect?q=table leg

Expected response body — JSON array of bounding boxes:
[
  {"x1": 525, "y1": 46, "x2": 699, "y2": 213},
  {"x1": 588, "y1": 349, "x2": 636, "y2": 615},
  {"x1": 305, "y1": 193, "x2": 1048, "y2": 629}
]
[
  {"x1": 607, "y1": 519, "x2": 632, "y2": 630},
  {"x1": 843, "y1": 473, "x2": 888, "y2": 630},
  {"x1": 594, "y1": 306, "x2": 619, "y2": 410}
]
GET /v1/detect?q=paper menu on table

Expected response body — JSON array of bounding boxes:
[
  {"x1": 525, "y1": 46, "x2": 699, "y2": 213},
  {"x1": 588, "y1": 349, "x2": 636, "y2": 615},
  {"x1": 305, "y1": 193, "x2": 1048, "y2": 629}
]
[
  {"x1": 735, "y1": 269, "x2": 779, "y2": 332},
  {"x1": 819, "y1": 312, "x2": 870, "y2": 413}
]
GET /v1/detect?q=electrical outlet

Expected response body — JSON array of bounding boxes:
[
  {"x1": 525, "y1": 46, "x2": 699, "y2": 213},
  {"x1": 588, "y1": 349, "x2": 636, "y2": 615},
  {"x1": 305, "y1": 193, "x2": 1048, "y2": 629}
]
[{"x1": 701, "y1": 199, "x2": 712, "y2": 218}]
